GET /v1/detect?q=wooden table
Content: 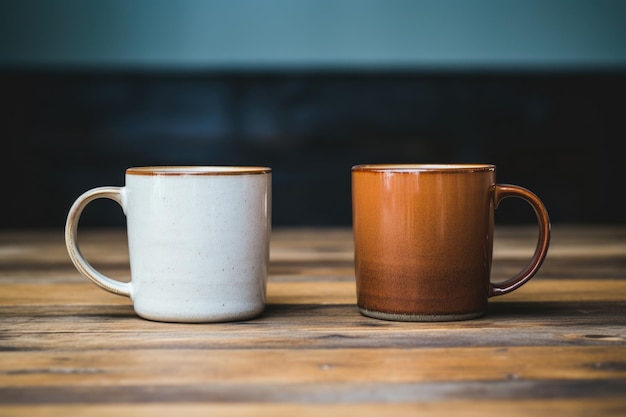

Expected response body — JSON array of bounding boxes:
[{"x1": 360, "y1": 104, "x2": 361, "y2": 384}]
[{"x1": 0, "y1": 225, "x2": 625, "y2": 416}]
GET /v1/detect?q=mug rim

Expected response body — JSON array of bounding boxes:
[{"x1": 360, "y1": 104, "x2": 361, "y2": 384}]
[
  {"x1": 126, "y1": 166, "x2": 272, "y2": 176},
  {"x1": 352, "y1": 164, "x2": 495, "y2": 173}
]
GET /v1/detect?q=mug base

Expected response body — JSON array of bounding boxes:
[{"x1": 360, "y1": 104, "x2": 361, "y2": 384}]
[
  {"x1": 359, "y1": 307, "x2": 484, "y2": 322},
  {"x1": 135, "y1": 306, "x2": 265, "y2": 323}
]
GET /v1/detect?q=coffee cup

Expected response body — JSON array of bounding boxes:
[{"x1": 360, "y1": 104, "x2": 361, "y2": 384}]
[
  {"x1": 352, "y1": 164, "x2": 550, "y2": 321},
  {"x1": 65, "y1": 166, "x2": 272, "y2": 323}
]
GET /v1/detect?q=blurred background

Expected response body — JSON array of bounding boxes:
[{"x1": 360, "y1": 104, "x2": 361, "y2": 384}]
[{"x1": 1, "y1": 0, "x2": 625, "y2": 229}]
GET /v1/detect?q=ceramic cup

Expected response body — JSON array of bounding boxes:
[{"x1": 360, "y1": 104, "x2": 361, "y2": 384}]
[
  {"x1": 65, "y1": 166, "x2": 272, "y2": 323},
  {"x1": 352, "y1": 164, "x2": 550, "y2": 321}
]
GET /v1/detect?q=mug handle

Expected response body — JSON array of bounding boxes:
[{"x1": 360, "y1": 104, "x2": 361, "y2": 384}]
[
  {"x1": 65, "y1": 186, "x2": 132, "y2": 298},
  {"x1": 489, "y1": 184, "x2": 551, "y2": 297}
]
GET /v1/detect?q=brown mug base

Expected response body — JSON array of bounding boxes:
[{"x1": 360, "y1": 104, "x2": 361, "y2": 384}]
[{"x1": 359, "y1": 307, "x2": 485, "y2": 322}]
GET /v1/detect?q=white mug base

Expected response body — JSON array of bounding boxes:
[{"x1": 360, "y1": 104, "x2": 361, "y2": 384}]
[{"x1": 135, "y1": 304, "x2": 266, "y2": 323}]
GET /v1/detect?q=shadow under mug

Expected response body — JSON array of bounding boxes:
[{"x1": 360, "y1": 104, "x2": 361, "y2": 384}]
[
  {"x1": 65, "y1": 166, "x2": 272, "y2": 323},
  {"x1": 352, "y1": 164, "x2": 551, "y2": 322}
]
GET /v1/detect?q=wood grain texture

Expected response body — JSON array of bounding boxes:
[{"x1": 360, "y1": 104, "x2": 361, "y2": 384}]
[
  {"x1": 1, "y1": 399, "x2": 626, "y2": 417},
  {"x1": 0, "y1": 226, "x2": 625, "y2": 416}
]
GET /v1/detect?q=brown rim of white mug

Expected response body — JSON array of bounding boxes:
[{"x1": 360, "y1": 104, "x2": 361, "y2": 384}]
[{"x1": 126, "y1": 166, "x2": 272, "y2": 176}]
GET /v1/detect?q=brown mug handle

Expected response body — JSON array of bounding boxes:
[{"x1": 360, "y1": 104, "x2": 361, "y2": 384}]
[{"x1": 489, "y1": 184, "x2": 551, "y2": 297}]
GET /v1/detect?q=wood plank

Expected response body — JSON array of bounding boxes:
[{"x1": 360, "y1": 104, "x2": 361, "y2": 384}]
[
  {"x1": 1, "y1": 380, "x2": 625, "y2": 406},
  {"x1": 1, "y1": 399, "x2": 625, "y2": 417},
  {"x1": 1, "y1": 303, "x2": 624, "y2": 350},
  {"x1": 1, "y1": 346, "x2": 624, "y2": 387}
]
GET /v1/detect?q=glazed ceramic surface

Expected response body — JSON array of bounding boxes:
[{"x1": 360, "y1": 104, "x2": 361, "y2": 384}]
[
  {"x1": 352, "y1": 164, "x2": 550, "y2": 322},
  {"x1": 66, "y1": 166, "x2": 272, "y2": 323}
]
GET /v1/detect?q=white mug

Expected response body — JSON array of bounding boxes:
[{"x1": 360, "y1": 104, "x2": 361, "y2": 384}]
[{"x1": 65, "y1": 166, "x2": 272, "y2": 323}]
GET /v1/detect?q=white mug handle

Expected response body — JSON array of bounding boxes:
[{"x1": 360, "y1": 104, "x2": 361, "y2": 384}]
[{"x1": 65, "y1": 186, "x2": 132, "y2": 298}]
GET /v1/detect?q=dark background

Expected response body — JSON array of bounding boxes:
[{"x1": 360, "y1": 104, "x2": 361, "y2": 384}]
[{"x1": 2, "y1": 1, "x2": 625, "y2": 229}]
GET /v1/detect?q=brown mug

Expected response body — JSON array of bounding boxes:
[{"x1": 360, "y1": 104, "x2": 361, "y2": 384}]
[{"x1": 352, "y1": 164, "x2": 550, "y2": 321}]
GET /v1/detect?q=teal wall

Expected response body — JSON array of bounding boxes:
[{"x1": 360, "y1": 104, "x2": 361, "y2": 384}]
[{"x1": 2, "y1": 0, "x2": 625, "y2": 70}]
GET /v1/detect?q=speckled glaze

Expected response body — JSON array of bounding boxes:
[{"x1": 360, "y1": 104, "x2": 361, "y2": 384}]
[
  {"x1": 65, "y1": 166, "x2": 271, "y2": 323},
  {"x1": 352, "y1": 164, "x2": 550, "y2": 322}
]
